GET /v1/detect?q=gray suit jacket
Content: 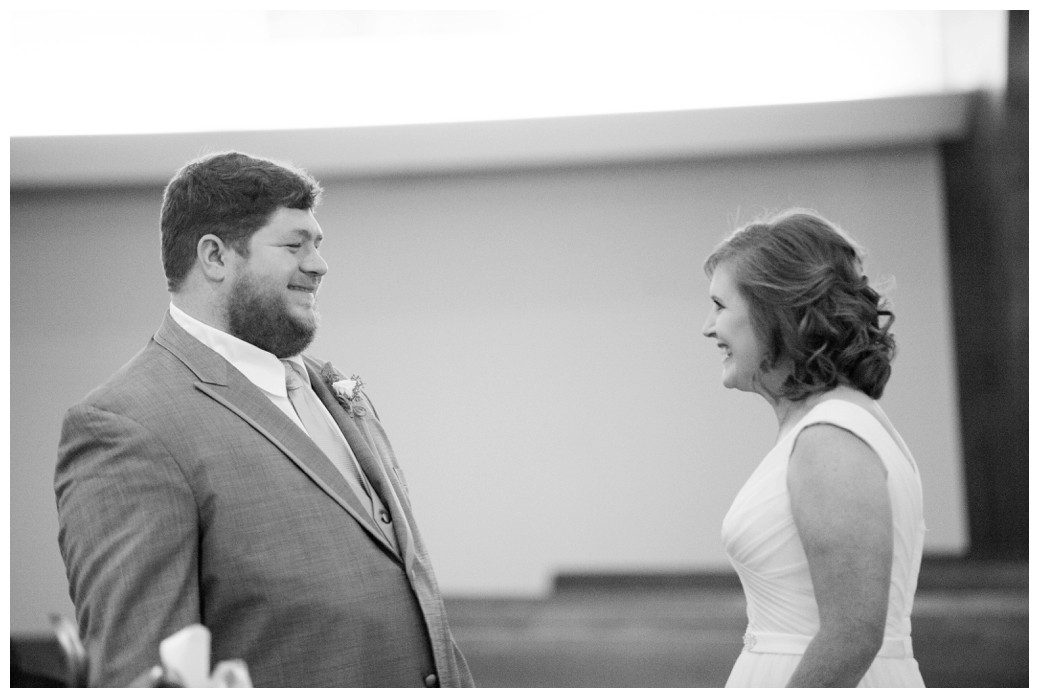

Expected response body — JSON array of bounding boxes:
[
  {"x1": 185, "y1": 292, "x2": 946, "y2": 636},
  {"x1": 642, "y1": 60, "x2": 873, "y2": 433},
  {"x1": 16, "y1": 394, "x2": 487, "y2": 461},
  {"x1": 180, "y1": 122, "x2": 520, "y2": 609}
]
[{"x1": 54, "y1": 313, "x2": 473, "y2": 687}]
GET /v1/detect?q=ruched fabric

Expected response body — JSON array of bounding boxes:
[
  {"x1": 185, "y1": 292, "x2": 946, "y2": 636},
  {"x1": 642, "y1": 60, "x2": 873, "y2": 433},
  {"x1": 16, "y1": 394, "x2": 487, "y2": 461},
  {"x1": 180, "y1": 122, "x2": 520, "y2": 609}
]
[{"x1": 722, "y1": 399, "x2": 926, "y2": 688}]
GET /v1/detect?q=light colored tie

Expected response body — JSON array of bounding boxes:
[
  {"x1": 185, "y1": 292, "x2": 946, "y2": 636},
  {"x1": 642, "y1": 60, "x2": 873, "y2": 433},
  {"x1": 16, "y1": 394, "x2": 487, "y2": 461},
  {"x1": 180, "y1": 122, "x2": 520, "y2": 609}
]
[{"x1": 283, "y1": 361, "x2": 397, "y2": 551}]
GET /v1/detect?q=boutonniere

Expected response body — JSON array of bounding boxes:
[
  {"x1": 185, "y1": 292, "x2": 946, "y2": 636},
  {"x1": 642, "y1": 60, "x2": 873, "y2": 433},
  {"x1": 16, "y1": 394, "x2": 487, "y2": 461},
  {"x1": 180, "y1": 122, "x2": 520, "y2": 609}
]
[{"x1": 320, "y1": 362, "x2": 367, "y2": 417}]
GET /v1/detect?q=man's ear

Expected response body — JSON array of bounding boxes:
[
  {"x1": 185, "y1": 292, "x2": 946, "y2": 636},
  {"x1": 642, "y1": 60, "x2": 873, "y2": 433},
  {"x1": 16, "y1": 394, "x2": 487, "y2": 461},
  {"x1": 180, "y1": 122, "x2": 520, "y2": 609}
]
[{"x1": 197, "y1": 234, "x2": 233, "y2": 282}]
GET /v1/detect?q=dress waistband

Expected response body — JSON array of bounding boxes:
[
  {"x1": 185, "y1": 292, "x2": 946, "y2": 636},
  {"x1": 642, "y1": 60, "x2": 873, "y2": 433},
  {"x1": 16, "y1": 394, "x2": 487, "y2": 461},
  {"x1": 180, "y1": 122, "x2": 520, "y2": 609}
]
[{"x1": 743, "y1": 631, "x2": 913, "y2": 659}]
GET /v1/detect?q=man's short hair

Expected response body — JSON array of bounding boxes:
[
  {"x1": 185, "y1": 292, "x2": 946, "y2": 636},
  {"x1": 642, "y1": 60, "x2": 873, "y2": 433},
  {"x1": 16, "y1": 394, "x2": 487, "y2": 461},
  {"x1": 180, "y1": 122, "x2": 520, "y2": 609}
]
[{"x1": 160, "y1": 151, "x2": 324, "y2": 292}]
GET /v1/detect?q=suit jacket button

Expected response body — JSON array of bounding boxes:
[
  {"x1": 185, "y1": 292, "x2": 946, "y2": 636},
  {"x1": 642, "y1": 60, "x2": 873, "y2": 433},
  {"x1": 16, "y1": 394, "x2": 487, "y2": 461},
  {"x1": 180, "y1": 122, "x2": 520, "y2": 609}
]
[{"x1": 424, "y1": 673, "x2": 438, "y2": 687}]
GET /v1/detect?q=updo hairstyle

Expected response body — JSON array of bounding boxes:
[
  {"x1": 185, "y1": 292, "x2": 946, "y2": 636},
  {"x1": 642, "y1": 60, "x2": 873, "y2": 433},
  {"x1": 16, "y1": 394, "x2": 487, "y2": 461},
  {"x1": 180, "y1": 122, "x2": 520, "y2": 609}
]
[{"x1": 704, "y1": 209, "x2": 896, "y2": 400}]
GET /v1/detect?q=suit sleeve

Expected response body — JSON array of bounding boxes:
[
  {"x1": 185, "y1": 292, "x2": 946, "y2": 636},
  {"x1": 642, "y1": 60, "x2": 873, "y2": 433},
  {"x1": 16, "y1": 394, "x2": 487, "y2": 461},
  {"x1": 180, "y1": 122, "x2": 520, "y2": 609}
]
[{"x1": 54, "y1": 403, "x2": 201, "y2": 687}]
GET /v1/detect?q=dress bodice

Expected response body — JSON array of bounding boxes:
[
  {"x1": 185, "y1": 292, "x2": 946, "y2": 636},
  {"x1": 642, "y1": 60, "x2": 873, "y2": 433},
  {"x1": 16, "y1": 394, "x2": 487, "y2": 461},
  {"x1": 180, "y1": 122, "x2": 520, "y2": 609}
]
[{"x1": 721, "y1": 398, "x2": 926, "y2": 679}]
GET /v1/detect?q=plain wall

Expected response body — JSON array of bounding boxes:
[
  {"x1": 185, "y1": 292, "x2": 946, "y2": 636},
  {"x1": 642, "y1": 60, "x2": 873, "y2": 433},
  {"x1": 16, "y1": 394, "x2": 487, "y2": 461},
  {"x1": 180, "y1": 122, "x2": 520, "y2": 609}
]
[{"x1": 10, "y1": 145, "x2": 967, "y2": 632}]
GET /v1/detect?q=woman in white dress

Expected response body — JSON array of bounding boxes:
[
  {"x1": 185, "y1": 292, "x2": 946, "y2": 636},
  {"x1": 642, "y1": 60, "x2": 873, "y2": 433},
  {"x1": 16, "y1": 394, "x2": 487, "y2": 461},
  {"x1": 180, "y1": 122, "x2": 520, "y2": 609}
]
[{"x1": 701, "y1": 209, "x2": 926, "y2": 687}]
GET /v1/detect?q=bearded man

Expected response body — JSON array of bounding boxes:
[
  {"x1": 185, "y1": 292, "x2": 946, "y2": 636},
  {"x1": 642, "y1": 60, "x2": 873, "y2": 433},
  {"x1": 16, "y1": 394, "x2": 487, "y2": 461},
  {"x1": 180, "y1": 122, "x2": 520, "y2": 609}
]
[{"x1": 54, "y1": 151, "x2": 473, "y2": 688}]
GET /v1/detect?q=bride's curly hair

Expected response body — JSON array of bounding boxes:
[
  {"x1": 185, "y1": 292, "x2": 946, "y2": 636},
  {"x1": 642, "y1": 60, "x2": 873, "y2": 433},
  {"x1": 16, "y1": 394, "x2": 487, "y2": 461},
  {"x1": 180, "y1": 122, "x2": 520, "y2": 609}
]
[{"x1": 704, "y1": 209, "x2": 896, "y2": 400}]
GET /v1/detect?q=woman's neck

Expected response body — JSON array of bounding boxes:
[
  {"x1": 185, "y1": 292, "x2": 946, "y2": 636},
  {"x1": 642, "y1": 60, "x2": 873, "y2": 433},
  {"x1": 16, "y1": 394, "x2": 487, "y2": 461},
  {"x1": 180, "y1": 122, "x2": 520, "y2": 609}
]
[
  {"x1": 770, "y1": 383, "x2": 864, "y2": 442},
  {"x1": 771, "y1": 396, "x2": 816, "y2": 443}
]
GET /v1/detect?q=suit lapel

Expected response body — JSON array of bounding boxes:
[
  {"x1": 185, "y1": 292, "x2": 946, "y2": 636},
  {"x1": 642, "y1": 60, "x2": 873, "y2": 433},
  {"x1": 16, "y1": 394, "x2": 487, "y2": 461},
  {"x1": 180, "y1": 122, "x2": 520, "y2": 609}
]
[
  {"x1": 154, "y1": 313, "x2": 401, "y2": 562},
  {"x1": 305, "y1": 359, "x2": 416, "y2": 569}
]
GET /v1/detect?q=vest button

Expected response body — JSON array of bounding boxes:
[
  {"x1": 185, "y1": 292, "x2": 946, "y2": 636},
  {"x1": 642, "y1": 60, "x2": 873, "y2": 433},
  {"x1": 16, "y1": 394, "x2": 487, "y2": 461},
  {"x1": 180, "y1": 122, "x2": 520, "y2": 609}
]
[{"x1": 424, "y1": 673, "x2": 438, "y2": 687}]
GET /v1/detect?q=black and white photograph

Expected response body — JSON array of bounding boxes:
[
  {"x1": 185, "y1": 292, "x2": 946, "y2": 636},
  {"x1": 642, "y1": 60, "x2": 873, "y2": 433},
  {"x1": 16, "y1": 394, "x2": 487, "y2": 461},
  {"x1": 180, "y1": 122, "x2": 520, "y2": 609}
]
[{"x1": 7, "y1": 8, "x2": 1027, "y2": 689}]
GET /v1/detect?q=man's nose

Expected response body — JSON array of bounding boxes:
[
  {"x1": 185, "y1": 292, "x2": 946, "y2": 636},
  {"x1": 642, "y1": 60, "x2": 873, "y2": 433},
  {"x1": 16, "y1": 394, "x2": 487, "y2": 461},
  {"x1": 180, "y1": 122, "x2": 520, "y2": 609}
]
[{"x1": 303, "y1": 248, "x2": 328, "y2": 277}]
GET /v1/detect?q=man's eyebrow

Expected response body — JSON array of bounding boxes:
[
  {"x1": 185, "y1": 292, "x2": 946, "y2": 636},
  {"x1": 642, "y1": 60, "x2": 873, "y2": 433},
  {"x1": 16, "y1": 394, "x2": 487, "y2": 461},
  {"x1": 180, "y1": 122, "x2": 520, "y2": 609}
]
[{"x1": 288, "y1": 228, "x2": 323, "y2": 242}]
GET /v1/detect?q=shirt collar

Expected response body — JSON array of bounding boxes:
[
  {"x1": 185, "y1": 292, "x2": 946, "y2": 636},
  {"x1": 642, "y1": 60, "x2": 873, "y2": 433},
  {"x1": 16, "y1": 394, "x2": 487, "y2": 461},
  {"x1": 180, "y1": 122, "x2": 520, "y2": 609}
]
[{"x1": 169, "y1": 301, "x2": 305, "y2": 397}]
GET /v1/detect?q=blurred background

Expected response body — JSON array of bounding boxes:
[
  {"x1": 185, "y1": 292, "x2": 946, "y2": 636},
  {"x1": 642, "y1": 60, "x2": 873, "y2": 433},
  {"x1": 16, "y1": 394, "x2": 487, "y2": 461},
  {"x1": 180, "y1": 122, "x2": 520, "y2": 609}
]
[{"x1": 7, "y1": 9, "x2": 1027, "y2": 687}]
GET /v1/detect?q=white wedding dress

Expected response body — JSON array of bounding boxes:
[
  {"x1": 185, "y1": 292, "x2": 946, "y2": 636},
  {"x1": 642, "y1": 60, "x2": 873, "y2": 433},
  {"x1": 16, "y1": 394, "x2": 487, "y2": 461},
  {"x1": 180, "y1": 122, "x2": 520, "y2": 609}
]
[{"x1": 722, "y1": 399, "x2": 926, "y2": 687}]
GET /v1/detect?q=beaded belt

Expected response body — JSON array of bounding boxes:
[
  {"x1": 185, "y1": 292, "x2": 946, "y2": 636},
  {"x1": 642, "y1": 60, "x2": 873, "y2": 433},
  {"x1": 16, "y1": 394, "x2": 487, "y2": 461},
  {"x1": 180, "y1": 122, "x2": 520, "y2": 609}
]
[{"x1": 742, "y1": 631, "x2": 913, "y2": 659}]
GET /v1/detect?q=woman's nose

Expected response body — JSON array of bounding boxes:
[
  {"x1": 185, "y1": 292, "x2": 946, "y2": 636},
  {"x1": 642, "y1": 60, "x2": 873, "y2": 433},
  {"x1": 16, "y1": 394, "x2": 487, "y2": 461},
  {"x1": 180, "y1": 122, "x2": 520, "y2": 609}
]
[{"x1": 701, "y1": 314, "x2": 715, "y2": 338}]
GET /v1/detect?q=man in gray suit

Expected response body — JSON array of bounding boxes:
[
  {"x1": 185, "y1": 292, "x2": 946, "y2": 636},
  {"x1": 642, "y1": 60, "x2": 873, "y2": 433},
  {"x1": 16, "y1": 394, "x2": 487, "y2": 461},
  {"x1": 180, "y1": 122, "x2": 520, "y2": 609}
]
[{"x1": 54, "y1": 151, "x2": 474, "y2": 688}]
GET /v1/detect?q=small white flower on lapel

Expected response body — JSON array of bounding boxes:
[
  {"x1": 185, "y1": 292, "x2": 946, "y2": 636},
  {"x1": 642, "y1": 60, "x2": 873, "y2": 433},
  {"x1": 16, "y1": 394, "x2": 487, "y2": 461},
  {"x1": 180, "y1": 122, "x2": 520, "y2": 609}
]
[
  {"x1": 320, "y1": 362, "x2": 367, "y2": 417},
  {"x1": 332, "y1": 377, "x2": 363, "y2": 402}
]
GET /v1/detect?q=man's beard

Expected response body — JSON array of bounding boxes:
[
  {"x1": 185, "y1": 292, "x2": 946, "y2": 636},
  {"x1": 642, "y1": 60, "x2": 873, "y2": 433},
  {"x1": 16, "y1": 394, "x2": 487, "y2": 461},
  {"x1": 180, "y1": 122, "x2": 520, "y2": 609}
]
[{"x1": 226, "y1": 271, "x2": 319, "y2": 359}]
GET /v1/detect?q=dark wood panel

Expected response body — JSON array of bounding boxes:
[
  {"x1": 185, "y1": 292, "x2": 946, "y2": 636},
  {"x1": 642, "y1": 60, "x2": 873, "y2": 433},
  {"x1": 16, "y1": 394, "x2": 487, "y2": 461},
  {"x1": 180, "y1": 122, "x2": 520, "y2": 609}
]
[{"x1": 940, "y1": 10, "x2": 1028, "y2": 560}]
